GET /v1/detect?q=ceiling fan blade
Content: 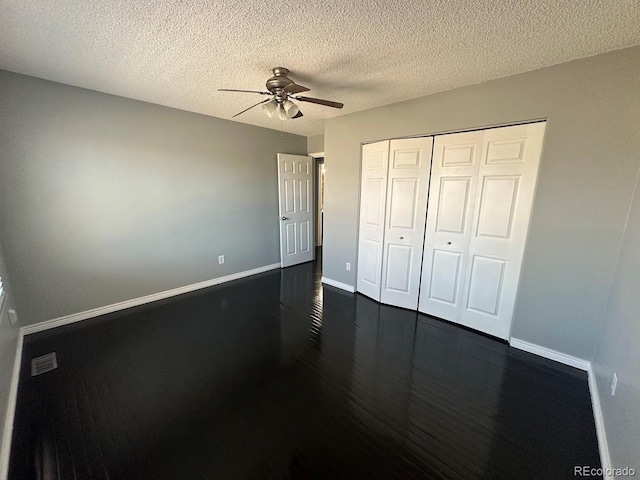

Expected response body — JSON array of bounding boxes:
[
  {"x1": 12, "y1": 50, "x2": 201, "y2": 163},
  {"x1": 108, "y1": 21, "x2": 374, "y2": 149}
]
[
  {"x1": 292, "y1": 110, "x2": 304, "y2": 119},
  {"x1": 295, "y1": 96, "x2": 343, "y2": 109},
  {"x1": 283, "y1": 83, "x2": 310, "y2": 95},
  {"x1": 232, "y1": 98, "x2": 271, "y2": 118},
  {"x1": 218, "y1": 88, "x2": 271, "y2": 95}
]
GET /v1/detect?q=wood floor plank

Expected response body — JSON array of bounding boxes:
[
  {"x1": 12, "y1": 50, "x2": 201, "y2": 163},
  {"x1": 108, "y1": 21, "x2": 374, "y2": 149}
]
[{"x1": 9, "y1": 252, "x2": 601, "y2": 479}]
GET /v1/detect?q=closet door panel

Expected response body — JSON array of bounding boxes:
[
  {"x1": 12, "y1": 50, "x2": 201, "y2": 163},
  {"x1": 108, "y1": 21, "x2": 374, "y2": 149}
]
[
  {"x1": 418, "y1": 131, "x2": 483, "y2": 320},
  {"x1": 357, "y1": 141, "x2": 390, "y2": 301},
  {"x1": 380, "y1": 137, "x2": 433, "y2": 310},
  {"x1": 458, "y1": 122, "x2": 546, "y2": 339}
]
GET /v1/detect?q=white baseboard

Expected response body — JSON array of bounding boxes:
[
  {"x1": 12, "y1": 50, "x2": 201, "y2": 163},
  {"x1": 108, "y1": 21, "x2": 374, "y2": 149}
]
[
  {"x1": 509, "y1": 338, "x2": 590, "y2": 371},
  {"x1": 22, "y1": 263, "x2": 281, "y2": 336},
  {"x1": 321, "y1": 277, "x2": 355, "y2": 293},
  {"x1": 587, "y1": 365, "x2": 612, "y2": 479},
  {"x1": 0, "y1": 330, "x2": 23, "y2": 480}
]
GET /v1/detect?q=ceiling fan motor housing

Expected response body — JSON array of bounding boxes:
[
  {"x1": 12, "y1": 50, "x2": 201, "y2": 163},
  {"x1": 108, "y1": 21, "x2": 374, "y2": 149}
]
[{"x1": 266, "y1": 67, "x2": 293, "y2": 99}]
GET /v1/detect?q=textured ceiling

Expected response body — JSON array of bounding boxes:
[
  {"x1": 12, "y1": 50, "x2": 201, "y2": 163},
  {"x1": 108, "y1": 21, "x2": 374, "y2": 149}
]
[{"x1": 1, "y1": 0, "x2": 639, "y2": 136}]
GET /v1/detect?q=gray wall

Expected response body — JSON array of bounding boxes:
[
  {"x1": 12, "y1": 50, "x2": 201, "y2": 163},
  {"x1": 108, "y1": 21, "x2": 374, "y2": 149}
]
[
  {"x1": 591, "y1": 164, "x2": 640, "y2": 473},
  {"x1": 307, "y1": 134, "x2": 325, "y2": 154},
  {"x1": 323, "y1": 46, "x2": 640, "y2": 360},
  {"x1": 0, "y1": 242, "x2": 19, "y2": 470},
  {"x1": 0, "y1": 70, "x2": 307, "y2": 325}
]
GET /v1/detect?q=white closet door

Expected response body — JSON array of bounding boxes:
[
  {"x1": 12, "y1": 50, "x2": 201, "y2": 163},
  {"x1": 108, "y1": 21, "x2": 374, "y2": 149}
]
[
  {"x1": 459, "y1": 122, "x2": 546, "y2": 339},
  {"x1": 380, "y1": 137, "x2": 433, "y2": 310},
  {"x1": 419, "y1": 122, "x2": 546, "y2": 339},
  {"x1": 418, "y1": 131, "x2": 483, "y2": 319},
  {"x1": 357, "y1": 141, "x2": 390, "y2": 301}
]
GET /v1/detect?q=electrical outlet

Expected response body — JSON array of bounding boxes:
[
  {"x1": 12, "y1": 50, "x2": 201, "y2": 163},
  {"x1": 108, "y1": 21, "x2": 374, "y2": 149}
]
[
  {"x1": 218, "y1": 255, "x2": 225, "y2": 265},
  {"x1": 8, "y1": 309, "x2": 18, "y2": 326},
  {"x1": 346, "y1": 262, "x2": 351, "y2": 271},
  {"x1": 611, "y1": 372, "x2": 618, "y2": 396}
]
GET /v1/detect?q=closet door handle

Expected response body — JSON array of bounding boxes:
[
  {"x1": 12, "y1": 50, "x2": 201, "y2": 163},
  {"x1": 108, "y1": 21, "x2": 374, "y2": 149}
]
[
  {"x1": 446, "y1": 241, "x2": 452, "y2": 245},
  {"x1": 399, "y1": 236, "x2": 404, "y2": 240}
]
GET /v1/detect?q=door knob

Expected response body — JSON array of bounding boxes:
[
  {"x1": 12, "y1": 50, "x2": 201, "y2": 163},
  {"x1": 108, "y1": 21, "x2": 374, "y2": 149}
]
[
  {"x1": 447, "y1": 241, "x2": 452, "y2": 245},
  {"x1": 279, "y1": 216, "x2": 289, "y2": 221},
  {"x1": 399, "y1": 236, "x2": 404, "y2": 239}
]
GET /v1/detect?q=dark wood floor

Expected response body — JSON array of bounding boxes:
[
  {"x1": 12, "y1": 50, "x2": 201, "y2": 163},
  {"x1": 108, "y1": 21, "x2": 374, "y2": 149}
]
[{"x1": 10, "y1": 253, "x2": 601, "y2": 479}]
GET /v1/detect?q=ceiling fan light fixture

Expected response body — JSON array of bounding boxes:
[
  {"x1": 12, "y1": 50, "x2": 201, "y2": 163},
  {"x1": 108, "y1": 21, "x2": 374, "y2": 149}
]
[
  {"x1": 262, "y1": 100, "x2": 278, "y2": 118},
  {"x1": 278, "y1": 104, "x2": 289, "y2": 121},
  {"x1": 283, "y1": 99, "x2": 299, "y2": 118}
]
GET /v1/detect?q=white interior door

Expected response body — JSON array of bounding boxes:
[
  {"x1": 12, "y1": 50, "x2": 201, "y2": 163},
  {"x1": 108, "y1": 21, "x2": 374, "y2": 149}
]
[
  {"x1": 380, "y1": 137, "x2": 433, "y2": 310},
  {"x1": 419, "y1": 122, "x2": 546, "y2": 339},
  {"x1": 277, "y1": 154, "x2": 315, "y2": 268},
  {"x1": 357, "y1": 141, "x2": 389, "y2": 301},
  {"x1": 418, "y1": 130, "x2": 483, "y2": 320}
]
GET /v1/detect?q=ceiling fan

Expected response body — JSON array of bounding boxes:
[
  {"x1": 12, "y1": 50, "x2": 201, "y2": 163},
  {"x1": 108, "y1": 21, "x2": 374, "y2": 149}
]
[{"x1": 218, "y1": 67, "x2": 344, "y2": 120}]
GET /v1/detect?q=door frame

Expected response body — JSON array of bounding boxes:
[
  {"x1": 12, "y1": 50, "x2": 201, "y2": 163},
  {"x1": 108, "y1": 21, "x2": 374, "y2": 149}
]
[
  {"x1": 309, "y1": 152, "x2": 325, "y2": 248},
  {"x1": 354, "y1": 117, "x2": 548, "y2": 340}
]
